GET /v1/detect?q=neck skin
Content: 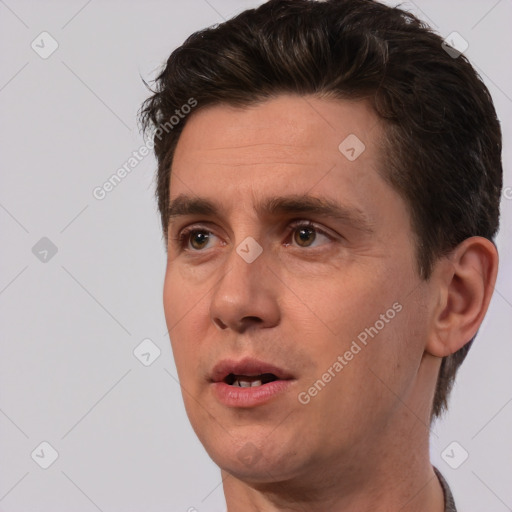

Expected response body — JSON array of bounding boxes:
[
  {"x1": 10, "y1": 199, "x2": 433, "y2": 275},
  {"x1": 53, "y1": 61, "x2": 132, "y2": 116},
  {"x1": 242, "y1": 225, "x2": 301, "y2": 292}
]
[{"x1": 222, "y1": 355, "x2": 446, "y2": 512}]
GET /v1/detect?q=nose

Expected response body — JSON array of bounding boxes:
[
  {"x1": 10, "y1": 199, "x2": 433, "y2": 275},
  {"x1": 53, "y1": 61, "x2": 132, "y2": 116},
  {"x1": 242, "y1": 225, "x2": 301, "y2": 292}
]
[{"x1": 209, "y1": 242, "x2": 281, "y2": 333}]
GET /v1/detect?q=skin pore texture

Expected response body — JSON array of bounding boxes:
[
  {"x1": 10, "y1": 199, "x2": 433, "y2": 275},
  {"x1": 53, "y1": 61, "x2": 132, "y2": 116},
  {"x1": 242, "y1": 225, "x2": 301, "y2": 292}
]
[{"x1": 162, "y1": 95, "x2": 498, "y2": 511}]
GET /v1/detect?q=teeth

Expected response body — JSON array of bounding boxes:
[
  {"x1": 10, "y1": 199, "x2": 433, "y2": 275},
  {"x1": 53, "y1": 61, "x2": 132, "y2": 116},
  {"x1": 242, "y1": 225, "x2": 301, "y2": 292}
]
[{"x1": 233, "y1": 379, "x2": 263, "y2": 387}]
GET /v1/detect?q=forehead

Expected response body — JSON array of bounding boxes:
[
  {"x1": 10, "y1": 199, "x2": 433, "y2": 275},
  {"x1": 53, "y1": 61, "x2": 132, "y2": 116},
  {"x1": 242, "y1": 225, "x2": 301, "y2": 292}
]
[
  {"x1": 172, "y1": 94, "x2": 380, "y2": 173},
  {"x1": 169, "y1": 95, "x2": 394, "y2": 228}
]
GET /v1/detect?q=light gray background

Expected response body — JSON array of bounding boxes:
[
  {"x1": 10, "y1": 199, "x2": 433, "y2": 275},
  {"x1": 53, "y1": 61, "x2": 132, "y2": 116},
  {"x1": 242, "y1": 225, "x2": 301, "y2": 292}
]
[{"x1": 1, "y1": 1, "x2": 511, "y2": 511}]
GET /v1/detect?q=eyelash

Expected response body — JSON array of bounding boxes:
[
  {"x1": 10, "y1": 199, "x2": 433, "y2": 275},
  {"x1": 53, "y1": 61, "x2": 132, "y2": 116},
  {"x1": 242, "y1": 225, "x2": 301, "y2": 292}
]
[{"x1": 174, "y1": 220, "x2": 334, "y2": 251}]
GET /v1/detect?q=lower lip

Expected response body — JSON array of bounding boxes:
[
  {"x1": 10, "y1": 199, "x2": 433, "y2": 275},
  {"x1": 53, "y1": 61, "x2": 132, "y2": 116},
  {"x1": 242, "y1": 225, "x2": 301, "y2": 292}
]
[{"x1": 211, "y1": 380, "x2": 294, "y2": 407}]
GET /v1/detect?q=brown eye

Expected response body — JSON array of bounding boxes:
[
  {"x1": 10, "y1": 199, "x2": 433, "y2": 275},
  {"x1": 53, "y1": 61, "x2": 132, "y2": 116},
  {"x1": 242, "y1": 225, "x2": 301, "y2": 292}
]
[
  {"x1": 288, "y1": 221, "x2": 333, "y2": 249},
  {"x1": 189, "y1": 231, "x2": 210, "y2": 250},
  {"x1": 293, "y1": 226, "x2": 317, "y2": 247}
]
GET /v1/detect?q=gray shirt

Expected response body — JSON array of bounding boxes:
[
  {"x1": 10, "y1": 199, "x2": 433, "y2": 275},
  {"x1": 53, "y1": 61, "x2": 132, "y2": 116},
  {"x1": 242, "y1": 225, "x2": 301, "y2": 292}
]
[{"x1": 434, "y1": 466, "x2": 457, "y2": 512}]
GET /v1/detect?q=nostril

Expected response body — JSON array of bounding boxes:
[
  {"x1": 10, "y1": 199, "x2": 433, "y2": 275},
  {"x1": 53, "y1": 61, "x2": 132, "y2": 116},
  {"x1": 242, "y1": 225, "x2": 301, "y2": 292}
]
[
  {"x1": 213, "y1": 316, "x2": 263, "y2": 332},
  {"x1": 213, "y1": 317, "x2": 228, "y2": 329},
  {"x1": 242, "y1": 316, "x2": 263, "y2": 324}
]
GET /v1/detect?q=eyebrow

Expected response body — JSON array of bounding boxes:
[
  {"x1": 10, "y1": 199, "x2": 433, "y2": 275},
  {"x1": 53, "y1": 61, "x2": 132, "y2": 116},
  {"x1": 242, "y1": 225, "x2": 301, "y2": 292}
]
[{"x1": 167, "y1": 193, "x2": 374, "y2": 234}]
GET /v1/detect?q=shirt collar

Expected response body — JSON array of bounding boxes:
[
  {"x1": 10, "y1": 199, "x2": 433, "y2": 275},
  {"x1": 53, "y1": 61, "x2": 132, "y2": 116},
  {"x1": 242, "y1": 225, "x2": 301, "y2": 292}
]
[{"x1": 433, "y1": 466, "x2": 457, "y2": 512}]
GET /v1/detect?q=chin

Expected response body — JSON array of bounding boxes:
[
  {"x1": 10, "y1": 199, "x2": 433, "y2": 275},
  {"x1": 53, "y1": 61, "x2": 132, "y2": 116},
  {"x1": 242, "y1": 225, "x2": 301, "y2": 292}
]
[
  {"x1": 204, "y1": 435, "x2": 307, "y2": 484},
  {"x1": 223, "y1": 458, "x2": 301, "y2": 486}
]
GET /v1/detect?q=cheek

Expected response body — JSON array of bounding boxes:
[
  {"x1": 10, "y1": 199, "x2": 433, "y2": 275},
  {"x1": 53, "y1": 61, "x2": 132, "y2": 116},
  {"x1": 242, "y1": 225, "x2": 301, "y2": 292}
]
[
  {"x1": 288, "y1": 262, "x2": 423, "y2": 399},
  {"x1": 163, "y1": 261, "x2": 210, "y2": 324},
  {"x1": 281, "y1": 263, "x2": 403, "y2": 343},
  {"x1": 163, "y1": 266, "x2": 209, "y2": 377},
  {"x1": 353, "y1": 294, "x2": 430, "y2": 410},
  {"x1": 302, "y1": 311, "x2": 421, "y2": 442}
]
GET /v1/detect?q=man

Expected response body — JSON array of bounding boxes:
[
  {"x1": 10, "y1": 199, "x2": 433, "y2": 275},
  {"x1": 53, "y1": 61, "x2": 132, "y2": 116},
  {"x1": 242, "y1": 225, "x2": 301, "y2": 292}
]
[{"x1": 139, "y1": 0, "x2": 502, "y2": 510}]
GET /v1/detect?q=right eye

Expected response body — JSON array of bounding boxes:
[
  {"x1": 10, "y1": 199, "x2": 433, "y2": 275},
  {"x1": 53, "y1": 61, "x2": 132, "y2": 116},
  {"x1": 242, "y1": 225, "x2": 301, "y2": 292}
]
[{"x1": 176, "y1": 227, "x2": 219, "y2": 251}]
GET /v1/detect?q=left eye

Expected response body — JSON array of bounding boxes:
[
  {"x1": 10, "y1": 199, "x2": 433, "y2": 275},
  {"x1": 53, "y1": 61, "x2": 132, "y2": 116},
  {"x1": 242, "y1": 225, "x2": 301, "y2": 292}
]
[{"x1": 288, "y1": 222, "x2": 331, "y2": 248}]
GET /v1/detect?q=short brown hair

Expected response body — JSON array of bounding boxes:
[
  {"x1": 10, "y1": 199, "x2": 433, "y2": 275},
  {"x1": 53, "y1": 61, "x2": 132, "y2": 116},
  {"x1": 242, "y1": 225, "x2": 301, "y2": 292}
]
[{"x1": 139, "y1": 0, "x2": 502, "y2": 419}]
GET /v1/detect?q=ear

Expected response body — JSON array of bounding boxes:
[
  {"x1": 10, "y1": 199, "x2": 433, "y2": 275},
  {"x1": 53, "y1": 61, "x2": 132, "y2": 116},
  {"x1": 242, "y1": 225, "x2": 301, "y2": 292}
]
[{"x1": 425, "y1": 236, "x2": 499, "y2": 358}]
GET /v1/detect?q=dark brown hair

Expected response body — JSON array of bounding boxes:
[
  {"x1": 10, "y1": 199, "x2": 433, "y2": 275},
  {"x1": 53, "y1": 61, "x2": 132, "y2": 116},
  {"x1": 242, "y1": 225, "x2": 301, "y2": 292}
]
[{"x1": 139, "y1": 0, "x2": 502, "y2": 419}]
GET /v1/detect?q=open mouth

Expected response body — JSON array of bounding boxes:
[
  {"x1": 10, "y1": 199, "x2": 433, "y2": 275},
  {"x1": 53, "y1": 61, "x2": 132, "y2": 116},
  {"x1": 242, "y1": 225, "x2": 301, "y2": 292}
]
[
  {"x1": 211, "y1": 358, "x2": 294, "y2": 406},
  {"x1": 224, "y1": 373, "x2": 279, "y2": 388}
]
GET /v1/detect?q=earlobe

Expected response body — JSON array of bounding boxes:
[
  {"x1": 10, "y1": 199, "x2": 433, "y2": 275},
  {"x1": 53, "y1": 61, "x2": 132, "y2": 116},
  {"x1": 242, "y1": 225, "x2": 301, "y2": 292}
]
[{"x1": 425, "y1": 237, "x2": 499, "y2": 358}]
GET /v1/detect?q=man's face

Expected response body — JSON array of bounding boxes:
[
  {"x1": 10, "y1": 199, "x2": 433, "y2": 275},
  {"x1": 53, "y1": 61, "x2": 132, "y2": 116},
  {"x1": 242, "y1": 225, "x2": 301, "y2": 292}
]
[{"x1": 163, "y1": 95, "x2": 434, "y2": 484}]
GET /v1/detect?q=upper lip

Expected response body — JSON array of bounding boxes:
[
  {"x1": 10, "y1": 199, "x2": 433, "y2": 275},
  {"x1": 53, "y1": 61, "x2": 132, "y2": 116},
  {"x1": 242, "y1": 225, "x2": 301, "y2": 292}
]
[{"x1": 210, "y1": 357, "x2": 294, "y2": 383}]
